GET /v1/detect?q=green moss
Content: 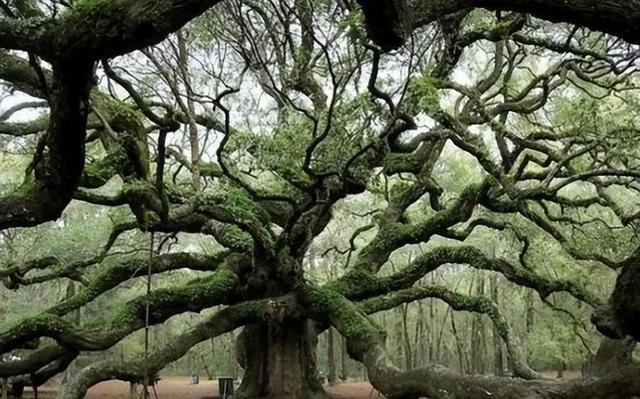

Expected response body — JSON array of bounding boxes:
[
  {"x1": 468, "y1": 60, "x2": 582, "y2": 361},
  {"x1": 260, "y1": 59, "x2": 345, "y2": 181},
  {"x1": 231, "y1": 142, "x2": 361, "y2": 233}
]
[
  {"x1": 275, "y1": 247, "x2": 298, "y2": 274},
  {"x1": 203, "y1": 183, "x2": 270, "y2": 224},
  {"x1": 388, "y1": 181, "x2": 414, "y2": 204},
  {"x1": 7, "y1": 177, "x2": 38, "y2": 200},
  {"x1": 198, "y1": 162, "x2": 223, "y2": 178},
  {"x1": 84, "y1": 147, "x2": 127, "y2": 186},
  {"x1": 217, "y1": 224, "x2": 253, "y2": 251},
  {"x1": 91, "y1": 92, "x2": 143, "y2": 132},
  {"x1": 326, "y1": 270, "x2": 381, "y2": 295},
  {"x1": 122, "y1": 179, "x2": 153, "y2": 197},
  {"x1": 60, "y1": 0, "x2": 109, "y2": 18},
  {"x1": 103, "y1": 266, "x2": 238, "y2": 331},
  {"x1": 277, "y1": 162, "x2": 313, "y2": 187},
  {"x1": 0, "y1": 314, "x2": 71, "y2": 350},
  {"x1": 405, "y1": 74, "x2": 441, "y2": 114},
  {"x1": 306, "y1": 286, "x2": 382, "y2": 339}
]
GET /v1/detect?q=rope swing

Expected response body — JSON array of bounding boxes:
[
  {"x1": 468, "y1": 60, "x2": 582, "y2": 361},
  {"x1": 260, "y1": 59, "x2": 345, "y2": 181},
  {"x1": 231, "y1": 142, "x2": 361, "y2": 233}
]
[{"x1": 142, "y1": 231, "x2": 154, "y2": 399}]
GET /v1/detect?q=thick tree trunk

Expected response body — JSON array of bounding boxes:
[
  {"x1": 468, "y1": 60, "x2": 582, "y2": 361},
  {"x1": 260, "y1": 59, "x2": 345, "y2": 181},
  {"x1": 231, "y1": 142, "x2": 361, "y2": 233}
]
[
  {"x1": 589, "y1": 337, "x2": 635, "y2": 377},
  {"x1": 236, "y1": 320, "x2": 327, "y2": 399}
]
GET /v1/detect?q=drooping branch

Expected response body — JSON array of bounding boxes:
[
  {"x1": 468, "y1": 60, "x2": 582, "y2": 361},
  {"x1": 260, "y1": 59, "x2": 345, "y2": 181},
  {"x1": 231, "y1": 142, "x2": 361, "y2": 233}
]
[
  {"x1": 359, "y1": 284, "x2": 544, "y2": 380},
  {"x1": 0, "y1": 345, "x2": 69, "y2": 378},
  {"x1": 57, "y1": 297, "x2": 293, "y2": 399},
  {"x1": 304, "y1": 285, "x2": 640, "y2": 399},
  {"x1": 338, "y1": 245, "x2": 600, "y2": 308},
  {"x1": 0, "y1": 221, "x2": 138, "y2": 288}
]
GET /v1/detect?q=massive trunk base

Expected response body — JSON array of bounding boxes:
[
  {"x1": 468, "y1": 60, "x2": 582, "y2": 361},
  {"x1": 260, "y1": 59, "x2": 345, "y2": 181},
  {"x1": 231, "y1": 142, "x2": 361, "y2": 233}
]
[{"x1": 236, "y1": 321, "x2": 328, "y2": 399}]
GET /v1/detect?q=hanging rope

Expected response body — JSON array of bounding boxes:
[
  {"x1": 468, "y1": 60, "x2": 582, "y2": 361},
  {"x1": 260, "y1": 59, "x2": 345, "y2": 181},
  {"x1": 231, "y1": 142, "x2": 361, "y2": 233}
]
[{"x1": 142, "y1": 231, "x2": 154, "y2": 399}]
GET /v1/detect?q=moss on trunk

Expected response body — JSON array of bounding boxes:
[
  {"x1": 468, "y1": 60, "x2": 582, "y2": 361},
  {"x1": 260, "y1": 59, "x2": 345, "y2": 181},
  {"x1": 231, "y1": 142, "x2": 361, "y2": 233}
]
[{"x1": 236, "y1": 320, "x2": 327, "y2": 399}]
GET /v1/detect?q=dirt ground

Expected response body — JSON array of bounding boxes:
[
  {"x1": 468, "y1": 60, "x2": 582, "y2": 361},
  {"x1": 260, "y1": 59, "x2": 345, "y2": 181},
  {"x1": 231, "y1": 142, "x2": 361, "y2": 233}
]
[
  {"x1": 19, "y1": 372, "x2": 584, "y2": 399},
  {"x1": 21, "y1": 378, "x2": 379, "y2": 399}
]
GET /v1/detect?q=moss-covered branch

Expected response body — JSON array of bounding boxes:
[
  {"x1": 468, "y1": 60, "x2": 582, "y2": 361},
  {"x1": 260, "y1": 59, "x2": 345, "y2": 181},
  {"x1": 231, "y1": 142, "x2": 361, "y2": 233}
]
[
  {"x1": 57, "y1": 298, "x2": 275, "y2": 399},
  {"x1": 0, "y1": 265, "x2": 239, "y2": 356},
  {"x1": 359, "y1": 285, "x2": 544, "y2": 380},
  {"x1": 353, "y1": 181, "x2": 488, "y2": 274},
  {"x1": 303, "y1": 284, "x2": 640, "y2": 399},
  {"x1": 357, "y1": 0, "x2": 640, "y2": 51},
  {"x1": 1, "y1": 222, "x2": 138, "y2": 288},
  {"x1": 0, "y1": 61, "x2": 94, "y2": 229},
  {"x1": 335, "y1": 245, "x2": 600, "y2": 309}
]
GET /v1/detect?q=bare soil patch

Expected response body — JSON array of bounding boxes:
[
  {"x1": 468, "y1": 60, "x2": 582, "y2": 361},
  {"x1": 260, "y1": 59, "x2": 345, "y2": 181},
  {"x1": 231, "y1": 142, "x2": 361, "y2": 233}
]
[
  {"x1": 21, "y1": 378, "x2": 379, "y2": 399},
  {"x1": 19, "y1": 371, "x2": 585, "y2": 399}
]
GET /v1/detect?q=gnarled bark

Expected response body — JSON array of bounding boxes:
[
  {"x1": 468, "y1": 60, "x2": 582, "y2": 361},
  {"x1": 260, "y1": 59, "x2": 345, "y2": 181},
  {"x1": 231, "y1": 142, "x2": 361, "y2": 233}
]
[
  {"x1": 236, "y1": 320, "x2": 327, "y2": 399},
  {"x1": 585, "y1": 337, "x2": 636, "y2": 377},
  {"x1": 0, "y1": 61, "x2": 93, "y2": 229},
  {"x1": 609, "y1": 257, "x2": 640, "y2": 340},
  {"x1": 357, "y1": 0, "x2": 640, "y2": 50}
]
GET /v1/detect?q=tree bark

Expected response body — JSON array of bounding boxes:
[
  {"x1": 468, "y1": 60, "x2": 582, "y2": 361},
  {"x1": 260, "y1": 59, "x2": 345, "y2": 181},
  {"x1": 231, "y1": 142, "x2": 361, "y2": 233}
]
[
  {"x1": 606, "y1": 257, "x2": 640, "y2": 340},
  {"x1": 0, "y1": 61, "x2": 93, "y2": 229},
  {"x1": 356, "y1": 0, "x2": 640, "y2": 51},
  {"x1": 236, "y1": 320, "x2": 327, "y2": 399},
  {"x1": 589, "y1": 337, "x2": 636, "y2": 377}
]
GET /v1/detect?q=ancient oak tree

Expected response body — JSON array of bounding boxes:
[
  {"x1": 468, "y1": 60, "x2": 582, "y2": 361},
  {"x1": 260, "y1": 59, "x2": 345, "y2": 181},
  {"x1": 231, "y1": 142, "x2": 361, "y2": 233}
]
[{"x1": 2, "y1": 1, "x2": 640, "y2": 399}]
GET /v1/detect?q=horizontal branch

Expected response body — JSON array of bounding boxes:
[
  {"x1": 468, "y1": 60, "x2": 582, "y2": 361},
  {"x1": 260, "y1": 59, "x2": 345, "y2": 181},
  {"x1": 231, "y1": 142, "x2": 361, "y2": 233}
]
[
  {"x1": 0, "y1": 265, "x2": 239, "y2": 355},
  {"x1": 57, "y1": 297, "x2": 282, "y2": 399},
  {"x1": 0, "y1": 345, "x2": 69, "y2": 378},
  {"x1": 337, "y1": 245, "x2": 600, "y2": 308},
  {"x1": 353, "y1": 181, "x2": 488, "y2": 274},
  {"x1": 357, "y1": 0, "x2": 640, "y2": 50}
]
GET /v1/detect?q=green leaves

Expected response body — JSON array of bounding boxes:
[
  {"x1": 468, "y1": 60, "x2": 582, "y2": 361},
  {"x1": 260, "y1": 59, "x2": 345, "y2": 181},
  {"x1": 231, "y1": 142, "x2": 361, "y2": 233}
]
[
  {"x1": 405, "y1": 74, "x2": 440, "y2": 115},
  {"x1": 341, "y1": 9, "x2": 365, "y2": 44}
]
